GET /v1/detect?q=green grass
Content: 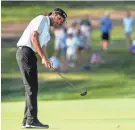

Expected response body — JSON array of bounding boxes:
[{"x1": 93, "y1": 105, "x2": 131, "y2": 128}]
[
  {"x1": 1, "y1": 1, "x2": 135, "y2": 23},
  {"x1": 1, "y1": 6, "x2": 108, "y2": 23},
  {"x1": 1, "y1": 26, "x2": 135, "y2": 102},
  {"x1": 2, "y1": 99, "x2": 135, "y2": 130},
  {"x1": 1, "y1": 4, "x2": 135, "y2": 130}
]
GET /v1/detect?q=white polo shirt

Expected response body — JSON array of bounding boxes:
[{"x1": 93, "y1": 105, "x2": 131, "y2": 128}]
[
  {"x1": 17, "y1": 15, "x2": 51, "y2": 52},
  {"x1": 123, "y1": 17, "x2": 135, "y2": 33}
]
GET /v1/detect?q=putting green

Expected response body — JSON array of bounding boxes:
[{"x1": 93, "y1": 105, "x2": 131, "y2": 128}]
[{"x1": 1, "y1": 99, "x2": 135, "y2": 130}]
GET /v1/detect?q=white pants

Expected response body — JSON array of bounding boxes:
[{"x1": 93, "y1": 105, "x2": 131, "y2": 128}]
[{"x1": 66, "y1": 49, "x2": 77, "y2": 61}]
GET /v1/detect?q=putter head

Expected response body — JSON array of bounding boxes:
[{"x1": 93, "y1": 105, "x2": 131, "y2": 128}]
[{"x1": 80, "y1": 90, "x2": 87, "y2": 96}]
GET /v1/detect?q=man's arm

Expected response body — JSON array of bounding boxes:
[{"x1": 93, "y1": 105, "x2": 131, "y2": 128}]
[
  {"x1": 31, "y1": 31, "x2": 52, "y2": 68},
  {"x1": 31, "y1": 31, "x2": 48, "y2": 60}
]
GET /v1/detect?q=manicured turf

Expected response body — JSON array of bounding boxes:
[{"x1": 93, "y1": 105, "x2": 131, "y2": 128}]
[{"x1": 1, "y1": 99, "x2": 135, "y2": 130}]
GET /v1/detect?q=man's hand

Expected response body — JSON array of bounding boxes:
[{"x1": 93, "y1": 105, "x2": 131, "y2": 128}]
[{"x1": 42, "y1": 58, "x2": 53, "y2": 69}]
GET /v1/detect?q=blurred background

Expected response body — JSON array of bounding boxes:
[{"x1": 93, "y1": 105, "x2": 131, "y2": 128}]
[
  {"x1": 1, "y1": 1, "x2": 135, "y2": 101},
  {"x1": 1, "y1": 1, "x2": 135, "y2": 130}
]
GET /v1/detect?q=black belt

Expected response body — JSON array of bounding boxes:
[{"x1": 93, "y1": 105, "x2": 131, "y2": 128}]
[
  {"x1": 18, "y1": 46, "x2": 33, "y2": 51},
  {"x1": 18, "y1": 46, "x2": 29, "y2": 49},
  {"x1": 18, "y1": 46, "x2": 23, "y2": 50},
  {"x1": 18, "y1": 46, "x2": 37, "y2": 55}
]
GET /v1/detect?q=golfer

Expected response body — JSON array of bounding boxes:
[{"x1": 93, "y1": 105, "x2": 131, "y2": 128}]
[{"x1": 16, "y1": 8, "x2": 67, "y2": 128}]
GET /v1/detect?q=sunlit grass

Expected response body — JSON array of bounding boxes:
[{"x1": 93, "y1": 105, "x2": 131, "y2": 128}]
[
  {"x1": 1, "y1": 7, "x2": 110, "y2": 23},
  {"x1": 1, "y1": 71, "x2": 125, "y2": 80},
  {"x1": 2, "y1": 99, "x2": 135, "y2": 130}
]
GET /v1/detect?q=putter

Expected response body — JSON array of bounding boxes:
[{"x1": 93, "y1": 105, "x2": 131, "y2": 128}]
[{"x1": 52, "y1": 68, "x2": 87, "y2": 96}]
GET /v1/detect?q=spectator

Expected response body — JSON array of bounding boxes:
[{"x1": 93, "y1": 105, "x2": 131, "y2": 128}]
[
  {"x1": 75, "y1": 29, "x2": 86, "y2": 65},
  {"x1": 66, "y1": 31, "x2": 78, "y2": 68},
  {"x1": 67, "y1": 21, "x2": 80, "y2": 37},
  {"x1": 53, "y1": 25, "x2": 69, "y2": 72},
  {"x1": 129, "y1": 40, "x2": 135, "y2": 53},
  {"x1": 80, "y1": 18, "x2": 92, "y2": 49},
  {"x1": 123, "y1": 11, "x2": 135, "y2": 46},
  {"x1": 90, "y1": 49, "x2": 103, "y2": 65},
  {"x1": 79, "y1": 18, "x2": 92, "y2": 69},
  {"x1": 100, "y1": 11, "x2": 112, "y2": 50}
]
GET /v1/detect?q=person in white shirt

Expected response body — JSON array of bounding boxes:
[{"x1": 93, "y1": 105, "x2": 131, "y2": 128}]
[
  {"x1": 53, "y1": 25, "x2": 69, "y2": 72},
  {"x1": 75, "y1": 29, "x2": 86, "y2": 65},
  {"x1": 54, "y1": 25, "x2": 66, "y2": 53},
  {"x1": 123, "y1": 11, "x2": 135, "y2": 46},
  {"x1": 80, "y1": 18, "x2": 92, "y2": 50},
  {"x1": 67, "y1": 21, "x2": 80, "y2": 37},
  {"x1": 79, "y1": 18, "x2": 92, "y2": 68},
  {"x1": 16, "y1": 8, "x2": 67, "y2": 129},
  {"x1": 66, "y1": 31, "x2": 78, "y2": 67}
]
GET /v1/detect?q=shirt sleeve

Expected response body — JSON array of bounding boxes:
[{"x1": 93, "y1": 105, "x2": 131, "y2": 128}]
[{"x1": 32, "y1": 15, "x2": 45, "y2": 34}]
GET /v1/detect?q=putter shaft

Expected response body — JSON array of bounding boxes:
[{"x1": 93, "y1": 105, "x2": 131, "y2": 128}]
[
  {"x1": 56, "y1": 71, "x2": 75, "y2": 88},
  {"x1": 52, "y1": 68, "x2": 75, "y2": 88},
  {"x1": 52, "y1": 68, "x2": 87, "y2": 96}
]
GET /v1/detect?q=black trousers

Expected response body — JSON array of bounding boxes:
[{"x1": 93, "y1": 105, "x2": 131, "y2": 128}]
[{"x1": 16, "y1": 46, "x2": 38, "y2": 121}]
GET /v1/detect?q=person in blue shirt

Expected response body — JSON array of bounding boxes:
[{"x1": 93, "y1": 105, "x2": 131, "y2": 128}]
[
  {"x1": 100, "y1": 12, "x2": 112, "y2": 50},
  {"x1": 123, "y1": 11, "x2": 135, "y2": 46}
]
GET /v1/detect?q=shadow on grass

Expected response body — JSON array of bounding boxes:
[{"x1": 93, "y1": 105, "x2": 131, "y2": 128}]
[
  {"x1": 2, "y1": 72, "x2": 135, "y2": 102},
  {"x1": 1, "y1": 78, "x2": 88, "y2": 102}
]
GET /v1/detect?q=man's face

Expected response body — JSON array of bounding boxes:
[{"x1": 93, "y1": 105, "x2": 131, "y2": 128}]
[{"x1": 52, "y1": 13, "x2": 65, "y2": 28}]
